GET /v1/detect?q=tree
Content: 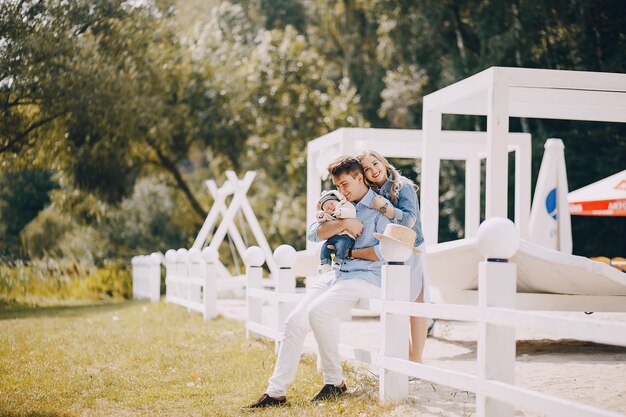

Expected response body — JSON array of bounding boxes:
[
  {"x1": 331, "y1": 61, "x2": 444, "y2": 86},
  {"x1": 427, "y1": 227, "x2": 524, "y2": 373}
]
[
  {"x1": 192, "y1": 4, "x2": 366, "y2": 248},
  {"x1": 0, "y1": 168, "x2": 57, "y2": 257},
  {"x1": 0, "y1": 0, "x2": 247, "y2": 224}
]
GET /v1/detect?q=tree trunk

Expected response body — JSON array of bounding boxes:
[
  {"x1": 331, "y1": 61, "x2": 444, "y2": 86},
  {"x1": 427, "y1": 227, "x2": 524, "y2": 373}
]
[{"x1": 152, "y1": 145, "x2": 208, "y2": 222}]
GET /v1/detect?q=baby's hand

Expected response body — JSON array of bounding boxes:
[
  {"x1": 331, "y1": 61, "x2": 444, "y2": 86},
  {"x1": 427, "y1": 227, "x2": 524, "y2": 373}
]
[{"x1": 316, "y1": 211, "x2": 325, "y2": 220}]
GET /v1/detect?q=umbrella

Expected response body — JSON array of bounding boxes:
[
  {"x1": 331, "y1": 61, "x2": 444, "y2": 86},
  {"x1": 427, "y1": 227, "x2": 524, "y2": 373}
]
[
  {"x1": 568, "y1": 169, "x2": 626, "y2": 216},
  {"x1": 529, "y1": 139, "x2": 572, "y2": 253}
]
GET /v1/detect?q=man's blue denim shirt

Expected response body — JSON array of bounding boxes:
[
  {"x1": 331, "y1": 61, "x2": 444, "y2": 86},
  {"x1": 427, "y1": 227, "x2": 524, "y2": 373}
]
[{"x1": 307, "y1": 188, "x2": 391, "y2": 288}]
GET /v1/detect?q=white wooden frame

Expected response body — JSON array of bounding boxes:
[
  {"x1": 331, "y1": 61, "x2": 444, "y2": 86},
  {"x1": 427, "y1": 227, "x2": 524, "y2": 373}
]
[
  {"x1": 306, "y1": 128, "x2": 532, "y2": 246},
  {"x1": 192, "y1": 170, "x2": 278, "y2": 278},
  {"x1": 421, "y1": 67, "x2": 626, "y2": 245}
]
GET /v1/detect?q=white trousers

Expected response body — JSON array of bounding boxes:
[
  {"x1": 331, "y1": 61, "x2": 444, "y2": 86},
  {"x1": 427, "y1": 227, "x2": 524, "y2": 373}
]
[{"x1": 266, "y1": 274, "x2": 380, "y2": 398}]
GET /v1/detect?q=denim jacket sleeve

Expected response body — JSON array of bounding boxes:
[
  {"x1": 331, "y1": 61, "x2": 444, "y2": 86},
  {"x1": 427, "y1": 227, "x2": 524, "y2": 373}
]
[
  {"x1": 390, "y1": 183, "x2": 418, "y2": 228},
  {"x1": 372, "y1": 211, "x2": 391, "y2": 260}
]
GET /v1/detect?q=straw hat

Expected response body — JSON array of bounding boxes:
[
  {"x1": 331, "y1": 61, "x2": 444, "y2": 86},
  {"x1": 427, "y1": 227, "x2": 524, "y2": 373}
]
[{"x1": 373, "y1": 224, "x2": 422, "y2": 253}]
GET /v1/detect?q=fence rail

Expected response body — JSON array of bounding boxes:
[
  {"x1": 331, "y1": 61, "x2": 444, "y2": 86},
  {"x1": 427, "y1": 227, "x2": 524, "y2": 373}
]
[
  {"x1": 162, "y1": 247, "x2": 218, "y2": 320},
  {"x1": 131, "y1": 218, "x2": 626, "y2": 416},
  {"x1": 242, "y1": 217, "x2": 626, "y2": 417},
  {"x1": 131, "y1": 247, "x2": 223, "y2": 320}
]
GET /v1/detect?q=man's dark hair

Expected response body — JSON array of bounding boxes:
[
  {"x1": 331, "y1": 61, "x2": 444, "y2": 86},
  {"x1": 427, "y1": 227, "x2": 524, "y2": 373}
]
[{"x1": 327, "y1": 155, "x2": 364, "y2": 179}]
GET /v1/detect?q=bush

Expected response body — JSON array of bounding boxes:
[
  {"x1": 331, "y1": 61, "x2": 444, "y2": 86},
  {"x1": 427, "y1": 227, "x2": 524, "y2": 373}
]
[
  {"x1": 72, "y1": 259, "x2": 132, "y2": 300},
  {"x1": 0, "y1": 258, "x2": 131, "y2": 304}
]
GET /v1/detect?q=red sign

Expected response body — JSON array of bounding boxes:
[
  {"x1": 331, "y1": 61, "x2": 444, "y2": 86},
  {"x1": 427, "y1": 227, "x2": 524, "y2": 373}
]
[{"x1": 569, "y1": 199, "x2": 626, "y2": 216}]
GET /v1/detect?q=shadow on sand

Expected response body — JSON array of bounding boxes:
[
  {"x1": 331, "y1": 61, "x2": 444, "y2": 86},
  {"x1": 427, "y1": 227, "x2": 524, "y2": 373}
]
[{"x1": 432, "y1": 337, "x2": 626, "y2": 362}]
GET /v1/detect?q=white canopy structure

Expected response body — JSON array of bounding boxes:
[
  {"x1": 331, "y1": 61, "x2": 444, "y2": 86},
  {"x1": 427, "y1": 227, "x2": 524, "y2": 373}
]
[
  {"x1": 420, "y1": 67, "x2": 626, "y2": 310},
  {"x1": 306, "y1": 128, "x2": 531, "y2": 248},
  {"x1": 421, "y1": 66, "x2": 626, "y2": 244},
  {"x1": 568, "y1": 169, "x2": 626, "y2": 216}
]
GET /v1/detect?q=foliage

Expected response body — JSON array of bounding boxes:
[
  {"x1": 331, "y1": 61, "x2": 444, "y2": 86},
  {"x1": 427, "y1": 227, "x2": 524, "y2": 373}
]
[
  {"x1": 1, "y1": 0, "x2": 625, "y2": 265},
  {"x1": 0, "y1": 167, "x2": 57, "y2": 258},
  {"x1": 20, "y1": 206, "x2": 79, "y2": 259},
  {"x1": 1, "y1": 0, "x2": 237, "y2": 222},
  {"x1": 191, "y1": 4, "x2": 366, "y2": 249},
  {"x1": 303, "y1": 0, "x2": 387, "y2": 125},
  {"x1": 353, "y1": 0, "x2": 626, "y2": 246},
  {"x1": 21, "y1": 177, "x2": 193, "y2": 262},
  {"x1": 101, "y1": 178, "x2": 191, "y2": 256},
  {"x1": 0, "y1": 258, "x2": 131, "y2": 303}
]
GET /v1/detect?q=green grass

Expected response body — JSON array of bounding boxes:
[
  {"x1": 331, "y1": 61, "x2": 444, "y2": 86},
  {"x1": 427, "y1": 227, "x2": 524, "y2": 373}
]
[{"x1": 0, "y1": 300, "x2": 397, "y2": 417}]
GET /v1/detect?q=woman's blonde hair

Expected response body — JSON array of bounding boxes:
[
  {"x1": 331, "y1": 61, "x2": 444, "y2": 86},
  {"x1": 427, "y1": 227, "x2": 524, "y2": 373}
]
[{"x1": 356, "y1": 150, "x2": 417, "y2": 204}]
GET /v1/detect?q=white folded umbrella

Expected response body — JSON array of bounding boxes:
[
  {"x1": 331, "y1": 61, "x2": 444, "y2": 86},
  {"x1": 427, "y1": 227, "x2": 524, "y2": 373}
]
[{"x1": 529, "y1": 139, "x2": 572, "y2": 253}]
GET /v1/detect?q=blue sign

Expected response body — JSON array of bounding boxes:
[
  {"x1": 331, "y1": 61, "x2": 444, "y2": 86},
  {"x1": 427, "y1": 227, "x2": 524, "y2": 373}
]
[{"x1": 545, "y1": 188, "x2": 557, "y2": 220}]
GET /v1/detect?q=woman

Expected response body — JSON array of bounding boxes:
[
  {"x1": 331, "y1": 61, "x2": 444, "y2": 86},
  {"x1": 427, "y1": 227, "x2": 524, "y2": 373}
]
[{"x1": 356, "y1": 150, "x2": 430, "y2": 363}]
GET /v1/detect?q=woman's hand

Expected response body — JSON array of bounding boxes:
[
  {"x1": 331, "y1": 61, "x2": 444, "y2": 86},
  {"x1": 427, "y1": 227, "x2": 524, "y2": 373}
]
[{"x1": 371, "y1": 195, "x2": 386, "y2": 210}]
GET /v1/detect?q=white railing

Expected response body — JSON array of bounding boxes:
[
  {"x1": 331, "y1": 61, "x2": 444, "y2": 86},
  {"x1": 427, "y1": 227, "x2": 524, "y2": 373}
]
[
  {"x1": 244, "y1": 218, "x2": 626, "y2": 417},
  {"x1": 163, "y1": 247, "x2": 218, "y2": 320},
  {"x1": 131, "y1": 253, "x2": 162, "y2": 302},
  {"x1": 245, "y1": 245, "x2": 303, "y2": 351}
]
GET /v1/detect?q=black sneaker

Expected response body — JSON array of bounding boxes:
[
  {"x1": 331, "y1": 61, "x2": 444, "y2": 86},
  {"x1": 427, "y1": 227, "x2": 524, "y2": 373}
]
[
  {"x1": 311, "y1": 382, "x2": 347, "y2": 402},
  {"x1": 242, "y1": 393, "x2": 286, "y2": 409}
]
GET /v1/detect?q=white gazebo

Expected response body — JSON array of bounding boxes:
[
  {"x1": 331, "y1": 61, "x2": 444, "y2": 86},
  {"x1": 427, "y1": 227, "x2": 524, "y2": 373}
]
[
  {"x1": 421, "y1": 66, "x2": 626, "y2": 244},
  {"x1": 306, "y1": 127, "x2": 531, "y2": 248},
  {"x1": 421, "y1": 67, "x2": 626, "y2": 309}
]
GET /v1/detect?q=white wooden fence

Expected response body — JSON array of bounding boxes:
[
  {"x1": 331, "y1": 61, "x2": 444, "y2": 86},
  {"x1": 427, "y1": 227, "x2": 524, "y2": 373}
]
[
  {"x1": 244, "y1": 218, "x2": 626, "y2": 417},
  {"x1": 161, "y1": 247, "x2": 219, "y2": 320},
  {"x1": 245, "y1": 245, "x2": 302, "y2": 352},
  {"x1": 130, "y1": 218, "x2": 626, "y2": 416},
  {"x1": 131, "y1": 253, "x2": 162, "y2": 302}
]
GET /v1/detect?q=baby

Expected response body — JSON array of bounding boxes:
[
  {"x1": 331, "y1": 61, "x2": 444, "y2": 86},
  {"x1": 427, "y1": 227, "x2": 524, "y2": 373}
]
[{"x1": 315, "y1": 190, "x2": 357, "y2": 273}]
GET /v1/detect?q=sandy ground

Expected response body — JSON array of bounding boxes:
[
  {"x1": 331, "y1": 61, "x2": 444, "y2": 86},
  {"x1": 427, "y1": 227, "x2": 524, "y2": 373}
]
[{"x1": 217, "y1": 299, "x2": 626, "y2": 416}]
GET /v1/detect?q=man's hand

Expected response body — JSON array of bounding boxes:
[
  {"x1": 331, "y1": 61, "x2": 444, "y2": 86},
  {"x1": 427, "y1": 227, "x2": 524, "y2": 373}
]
[
  {"x1": 316, "y1": 218, "x2": 363, "y2": 239},
  {"x1": 341, "y1": 218, "x2": 363, "y2": 237}
]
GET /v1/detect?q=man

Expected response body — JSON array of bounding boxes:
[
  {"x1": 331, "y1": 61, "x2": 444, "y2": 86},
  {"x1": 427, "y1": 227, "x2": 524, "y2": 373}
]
[{"x1": 244, "y1": 156, "x2": 391, "y2": 408}]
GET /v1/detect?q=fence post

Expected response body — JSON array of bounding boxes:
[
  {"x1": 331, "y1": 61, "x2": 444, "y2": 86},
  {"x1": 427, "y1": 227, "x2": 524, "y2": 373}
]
[
  {"x1": 202, "y1": 247, "x2": 219, "y2": 320},
  {"x1": 188, "y1": 248, "x2": 203, "y2": 308},
  {"x1": 149, "y1": 252, "x2": 162, "y2": 303},
  {"x1": 378, "y1": 237, "x2": 412, "y2": 402},
  {"x1": 176, "y1": 248, "x2": 190, "y2": 311},
  {"x1": 131, "y1": 256, "x2": 139, "y2": 299},
  {"x1": 164, "y1": 249, "x2": 177, "y2": 301},
  {"x1": 245, "y1": 246, "x2": 265, "y2": 338},
  {"x1": 475, "y1": 217, "x2": 519, "y2": 417},
  {"x1": 273, "y1": 245, "x2": 297, "y2": 352}
]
